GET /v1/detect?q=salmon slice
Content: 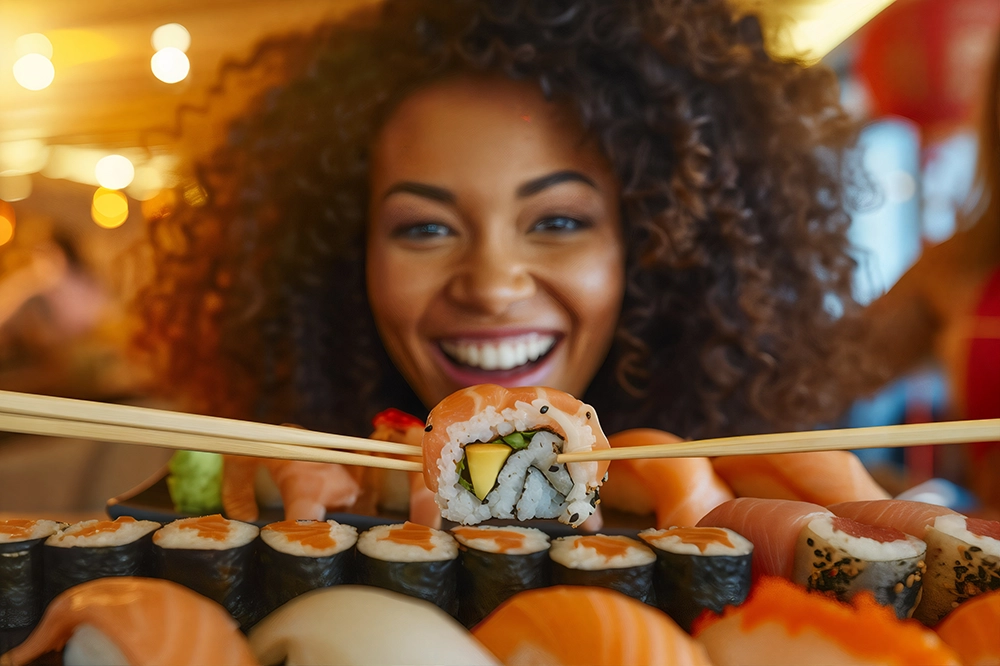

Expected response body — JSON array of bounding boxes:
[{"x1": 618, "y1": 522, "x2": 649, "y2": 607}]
[
  {"x1": 602, "y1": 429, "x2": 734, "y2": 528},
  {"x1": 697, "y1": 498, "x2": 830, "y2": 579},
  {"x1": 935, "y1": 590, "x2": 1000, "y2": 665},
  {"x1": 2, "y1": 577, "x2": 257, "y2": 666},
  {"x1": 712, "y1": 451, "x2": 889, "y2": 506},
  {"x1": 222, "y1": 455, "x2": 262, "y2": 521},
  {"x1": 472, "y1": 586, "x2": 712, "y2": 666},
  {"x1": 828, "y1": 499, "x2": 956, "y2": 539}
]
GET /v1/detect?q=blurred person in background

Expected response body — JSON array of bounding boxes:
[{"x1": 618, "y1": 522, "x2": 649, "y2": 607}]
[{"x1": 864, "y1": 33, "x2": 1000, "y2": 511}]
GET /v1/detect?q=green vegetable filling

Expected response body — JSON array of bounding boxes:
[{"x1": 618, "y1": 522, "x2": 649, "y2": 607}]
[{"x1": 455, "y1": 431, "x2": 539, "y2": 500}]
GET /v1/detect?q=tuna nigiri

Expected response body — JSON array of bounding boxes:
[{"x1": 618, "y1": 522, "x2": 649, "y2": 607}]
[
  {"x1": 422, "y1": 385, "x2": 610, "y2": 527},
  {"x1": 472, "y1": 586, "x2": 712, "y2": 666},
  {"x1": 600, "y1": 429, "x2": 735, "y2": 528},
  {"x1": 0, "y1": 577, "x2": 257, "y2": 666},
  {"x1": 935, "y1": 589, "x2": 1000, "y2": 665},
  {"x1": 699, "y1": 498, "x2": 927, "y2": 618},
  {"x1": 830, "y1": 500, "x2": 1000, "y2": 625},
  {"x1": 712, "y1": 451, "x2": 889, "y2": 505},
  {"x1": 693, "y1": 576, "x2": 961, "y2": 666}
]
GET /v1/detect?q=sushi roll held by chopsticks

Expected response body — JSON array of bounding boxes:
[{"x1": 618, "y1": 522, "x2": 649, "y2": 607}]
[{"x1": 422, "y1": 385, "x2": 610, "y2": 528}]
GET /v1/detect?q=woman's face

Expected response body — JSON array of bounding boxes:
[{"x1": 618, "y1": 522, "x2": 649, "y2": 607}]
[{"x1": 367, "y1": 76, "x2": 625, "y2": 408}]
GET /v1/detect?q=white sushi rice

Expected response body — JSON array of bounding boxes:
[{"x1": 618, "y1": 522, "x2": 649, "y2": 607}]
[
  {"x1": 639, "y1": 527, "x2": 754, "y2": 557},
  {"x1": 47, "y1": 519, "x2": 160, "y2": 548},
  {"x1": 435, "y1": 402, "x2": 599, "y2": 527},
  {"x1": 261, "y1": 520, "x2": 358, "y2": 557},
  {"x1": 153, "y1": 516, "x2": 258, "y2": 550},
  {"x1": 0, "y1": 519, "x2": 63, "y2": 543},
  {"x1": 550, "y1": 535, "x2": 655, "y2": 570},
  {"x1": 932, "y1": 514, "x2": 1000, "y2": 554},
  {"x1": 357, "y1": 524, "x2": 458, "y2": 563},
  {"x1": 450, "y1": 525, "x2": 550, "y2": 555},
  {"x1": 808, "y1": 515, "x2": 926, "y2": 561}
]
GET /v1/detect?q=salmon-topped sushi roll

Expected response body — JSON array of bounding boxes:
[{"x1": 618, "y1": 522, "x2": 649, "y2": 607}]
[{"x1": 422, "y1": 385, "x2": 610, "y2": 528}]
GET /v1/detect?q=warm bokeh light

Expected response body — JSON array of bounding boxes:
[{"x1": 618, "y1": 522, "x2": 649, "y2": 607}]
[
  {"x1": 0, "y1": 202, "x2": 15, "y2": 246},
  {"x1": 95, "y1": 154, "x2": 135, "y2": 190},
  {"x1": 14, "y1": 33, "x2": 53, "y2": 59},
  {"x1": 0, "y1": 140, "x2": 50, "y2": 174},
  {"x1": 91, "y1": 187, "x2": 129, "y2": 229},
  {"x1": 0, "y1": 172, "x2": 33, "y2": 202},
  {"x1": 13, "y1": 53, "x2": 55, "y2": 91},
  {"x1": 152, "y1": 23, "x2": 191, "y2": 53},
  {"x1": 151, "y1": 47, "x2": 190, "y2": 84}
]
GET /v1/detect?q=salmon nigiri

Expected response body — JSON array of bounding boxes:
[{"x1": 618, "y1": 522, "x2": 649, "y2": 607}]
[
  {"x1": 699, "y1": 498, "x2": 928, "y2": 618},
  {"x1": 935, "y1": 589, "x2": 1000, "y2": 665},
  {"x1": 693, "y1": 576, "x2": 961, "y2": 666},
  {"x1": 600, "y1": 429, "x2": 734, "y2": 528},
  {"x1": 472, "y1": 586, "x2": 712, "y2": 666},
  {"x1": 712, "y1": 451, "x2": 889, "y2": 505},
  {"x1": 422, "y1": 385, "x2": 609, "y2": 527},
  {"x1": 828, "y1": 499, "x2": 957, "y2": 540},
  {"x1": 1, "y1": 577, "x2": 257, "y2": 666},
  {"x1": 368, "y1": 409, "x2": 441, "y2": 529}
]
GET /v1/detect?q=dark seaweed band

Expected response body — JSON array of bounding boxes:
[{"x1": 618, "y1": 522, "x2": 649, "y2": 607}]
[
  {"x1": 551, "y1": 561, "x2": 654, "y2": 605},
  {"x1": 0, "y1": 538, "x2": 46, "y2": 630},
  {"x1": 153, "y1": 540, "x2": 262, "y2": 630},
  {"x1": 258, "y1": 541, "x2": 356, "y2": 615},
  {"x1": 457, "y1": 546, "x2": 550, "y2": 627},
  {"x1": 650, "y1": 549, "x2": 751, "y2": 631},
  {"x1": 355, "y1": 551, "x2": 458, "y2": 616},
  {"x1": 43, "y1": 532, "x2": 154, "y2": 603}
]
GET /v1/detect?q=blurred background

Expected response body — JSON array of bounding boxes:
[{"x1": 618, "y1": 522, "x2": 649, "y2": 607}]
[{"x1": 0, "y1": 0, "x2": 998, "y2": 511}]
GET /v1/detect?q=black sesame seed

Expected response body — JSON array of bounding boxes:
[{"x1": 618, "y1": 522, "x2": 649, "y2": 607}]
[
  {"x1": 570, "y1": 512, "x2": 579, "y2": 523},
  {"x1": 807, "y1": 538, "x2": 815, "y2": 547},
  {"x1": 969, "y1": 546, "x2": 982, "y2": 553},
  {"x1": 814, "y1": 549, "x2": 824, "y2": 558},
  {"x1": 549, "y1": 465, "x2": 559, "y2": 473},
  {"x1": 424, "y1": 425, "x2": 433, "y2": 432},
  {"x1": 586, "y1": 411, "x2": 591, "y2": 419},
  {"x1": 540, "y1": 405, "x2": 549, "y2": 414}
]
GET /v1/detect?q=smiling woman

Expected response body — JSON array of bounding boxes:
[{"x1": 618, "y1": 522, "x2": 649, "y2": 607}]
[{"x1": 135, "y1": 0, "x2": 871, "y2": 443}]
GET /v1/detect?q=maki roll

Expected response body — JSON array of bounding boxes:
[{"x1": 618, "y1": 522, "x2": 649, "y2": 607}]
[
  {"x1": 639, "y1": 526, "x2": 753, "y2": 632},
  {"x1": 451, "y1": 525, "x2": 551, "y2": 627},
  {"x1": 43, "y1": 517, "x2": 159, "y2": 602},
  {"x1": 258, "y1": 520, "x2": 358, "y2": 614},
  {"x1": 791, "y1": 514, "x2": 927, "y2": 619},
  {"x1": 549, "y1": 535, "x2": 655, "y2": 603},
  {"x1": 422, "y1": 385, "x2": 610, "y2": 528},
  {"x1": 917, "y1": 513, "x2": 999, "y2": 625},
  {"x1": 153, "y1": 514, "x2": 260, "y2": 629},
  {"x1": 0, "y1": 519, "x2": 62, "y2": 653},
  {"x1": 356, "y1": 522, "x2": 459, "y2": 615}
]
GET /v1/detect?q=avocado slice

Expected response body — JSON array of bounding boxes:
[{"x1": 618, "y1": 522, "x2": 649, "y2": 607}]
[{"x1": 465, "y1": 443, "x2": 513, "y2": 501}]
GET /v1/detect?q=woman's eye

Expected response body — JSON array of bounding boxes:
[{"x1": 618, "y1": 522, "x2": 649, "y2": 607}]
[
  {"x1": 531, "y1": 216, "x2": 589, "y2": 233},
  {"x1": 393, "y1": 222, "x2": 453, "y2": 240}
]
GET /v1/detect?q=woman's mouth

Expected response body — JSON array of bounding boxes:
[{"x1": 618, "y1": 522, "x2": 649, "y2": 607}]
[{"x1": 433, "y1": 332, "x2": 561, "y2": 386}]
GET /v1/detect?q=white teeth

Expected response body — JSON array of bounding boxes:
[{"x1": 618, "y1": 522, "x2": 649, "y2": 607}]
[{"x1": 440, "y1": 333, "x2": 556, "y2": 371}]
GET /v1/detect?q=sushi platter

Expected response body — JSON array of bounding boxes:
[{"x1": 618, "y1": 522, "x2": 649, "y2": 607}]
[{"x1": 1, "y1": 386, "x2": 999, "y2": 665}]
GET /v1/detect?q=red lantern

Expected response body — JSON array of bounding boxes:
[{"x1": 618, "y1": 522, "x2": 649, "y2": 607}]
[{"x1": 855, "y1": 0, "x2": 1000, "y2": 132}]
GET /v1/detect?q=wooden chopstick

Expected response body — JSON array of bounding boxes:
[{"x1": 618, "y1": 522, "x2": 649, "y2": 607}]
[
  {"x1": 0, "y1": 411, "x2": 423, "y2": 472},
  {"x1": 556, "y1": 418, "x2": 1000, "y2": 464},
  {"x1": 0, "y1": 390, "x2": 421, "y2": 457}
]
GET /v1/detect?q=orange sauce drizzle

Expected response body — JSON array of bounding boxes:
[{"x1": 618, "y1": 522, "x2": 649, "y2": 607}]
[
  {"x1": 178, "y1": 514, "x2": 230, "y2": 541},
  {"x1": 266, "y1": 521, "x2": 336, "y2": 550},
  {"x1": 0, "y1": 519, "x2": 37, "y2": 540},
  {"x1": 574, "y1": 535, "x2": 635, "y2": 558},
  {"x1": 452, "y1": 527, "x2": 526, "y2": 553},
  {"x1": 379, "y1": 521, "x2": 436, "y2": 551},
  {"x1": 645, "y1": 527, "x2": 734, "y2": 553},
  {"x1": 74, "y1": 516, "x2": 136, "y2": 538}
]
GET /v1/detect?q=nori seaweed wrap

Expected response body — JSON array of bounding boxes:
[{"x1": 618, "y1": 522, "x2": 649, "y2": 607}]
[
  {"x1": 356, "y1": 523, "x2": 459, "y2": 616},
  {"x1": 639, "y1": 526, "x2": 753, "y2": 631},
  {"x1": 0, "y1": 519, "x2": 63, "y2": 651},
  {"x1": 258, "y1": 520, "x2": 358, "y2": 614},
  {"x1": 549, "y1": 535, "x2": 655, "y2": 604},
  {"x1": 152, "y1": 514, "x2": 261, "y2": 629},
  {"x1": 452, "y1": 525, "x2": 551, "y2": 627},
  {"x1": 43, "y1": 517, "x2": 158, "y2": 602}
]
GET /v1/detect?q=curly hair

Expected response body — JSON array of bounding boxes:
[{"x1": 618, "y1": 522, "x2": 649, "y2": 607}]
[{"x1": 135, "y1": 0, "x2": 870, "y2": 439}]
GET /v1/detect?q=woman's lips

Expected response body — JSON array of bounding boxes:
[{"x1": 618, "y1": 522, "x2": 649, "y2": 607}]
[{"x1": 431, "y1": 332, "x2": 561, "y2": 387}]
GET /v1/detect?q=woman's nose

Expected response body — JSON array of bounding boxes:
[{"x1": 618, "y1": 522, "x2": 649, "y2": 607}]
[{"x1": 445, "y1": 241, "x2": 536, "y2": 315}]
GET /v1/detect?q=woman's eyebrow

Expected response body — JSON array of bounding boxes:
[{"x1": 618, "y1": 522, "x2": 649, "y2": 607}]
[
  {"x1": 516, "y1": 170, "x2": 597, "y2": 197},
  {"x1": 382, "y1": 181, "x2": 456, "y2": 203}
]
